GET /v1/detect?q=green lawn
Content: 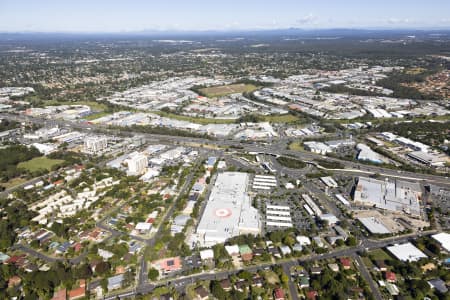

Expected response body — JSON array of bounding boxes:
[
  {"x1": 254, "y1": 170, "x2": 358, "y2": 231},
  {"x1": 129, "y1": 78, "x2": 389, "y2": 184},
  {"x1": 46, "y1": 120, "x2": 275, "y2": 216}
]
[
  {"x1": 153, "y1": 111, "x2": 236, "y2": 124},
  {"x1": 334, "y1": 114, "x2": 450, "y2": 125},
  {"x1": 368, "y1": 249, "x2": 393, "y2": 261},
  {"x1": 263, "y1": 270, "x2": 280, "y2": 285},
  {"x1": 361, "y1": 256, "x2": 374, "y2": 269},
  {"x1": 288, "y1": 141, "x2": 304, "y2": 151},
  {"x1": 84, "y1": 111, "x2": 111, "y2": 121},
  {"x1": 0, "y1": 177, "x2": 28, "y2": 189},
  {"x1": 18, "y1": 157, "x2": 65, "y2": 172},
  {"x1": 199, "y1": 83, "x2": 258, "y2": 98},
  {"x1": 43, "y1": 100, "x2": 109, "y2": 112},
  {"x1": 262, "y1": 114, "x2": 300, "y2": 123},
  {"x1": 154, "y1": 111, "x2": 300, "y2": 125}
]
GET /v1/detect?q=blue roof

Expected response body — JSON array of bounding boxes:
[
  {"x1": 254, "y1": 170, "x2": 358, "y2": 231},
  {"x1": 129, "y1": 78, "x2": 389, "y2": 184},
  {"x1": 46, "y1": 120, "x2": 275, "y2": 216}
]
[
  {"x1": 207, "y1": 157, "x2": 217, "y2": 166},
  {"x1": 0, "y1": 252, "x2": 10, "y2": 263},
  {"x1": 49, "y1": 241, "x2": 60, "y2": 249},
  {"x1": 57, "y1": 241, "x2": 71, "y2": 252},
  {"x1": 108, "y1": 274, "x2": 124, "y2": 287}
]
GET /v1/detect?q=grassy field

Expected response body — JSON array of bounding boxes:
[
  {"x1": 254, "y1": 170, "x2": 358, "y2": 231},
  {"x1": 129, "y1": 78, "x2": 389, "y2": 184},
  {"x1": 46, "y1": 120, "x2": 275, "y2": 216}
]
[
  {"x1": 153, "y1": 111, "x2": 237, "y2": 124},
  {"x1": 199, "y1": 83, "x2": 258, "y2": 98},
  {"x1": 155, "y1": 111, "x2": 300, "y2": 125},
  {"x1": 0, "y1": 177, "x2": 28, "y2": 189},
  {"x1": 361, "y1": 256, "x2": 374, "y2": 269},
  {"x1": 43, "y1": 100, "x2": 109, "y2": 112},
  {"x1": 84, "y1": 111, "x2": 111, "y2": 121},
  {"x1": 263, "y1": 114, "x2": 300, "y2": 123},
  {"x1": 368, "y1": 249, "x2": 393, "y2": 261},
  {"x1": 288, "y1": 141, "x2": 304, "y2": 151},
  {"x1": 263, "y1": 270, "x2": 280, "y2": 285},
  {"x1": 335, "y1": 114, "x2": 450, "y2": 125},
  {"x1": 18, "y1": 157, "x2": 65, "y2": 172}
]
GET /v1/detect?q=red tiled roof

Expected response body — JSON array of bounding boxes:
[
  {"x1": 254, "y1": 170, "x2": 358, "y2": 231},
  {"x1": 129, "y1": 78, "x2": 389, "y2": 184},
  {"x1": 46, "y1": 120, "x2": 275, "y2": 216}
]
[
  {"x1": 68, "y1": 287, "x2": 85, "y2": 300},
  {"x1": 8, "y1": 276, "x2": 21, "y2": 288},
  {"x1": 51, "y1": 288, "x2": 67, "y2": 300},
  {"x1": 385, "y1": 271, "x2": 396, "y2": 282},
  {"x1": 306, "y1": 290, "x2": 318, "y2": 300},
  {"x1": 274, "y1": 288, "x2": 285, "y2": 299},
  {"x1": 340, "y1": 257, "x2": 351, "y2": 267}
]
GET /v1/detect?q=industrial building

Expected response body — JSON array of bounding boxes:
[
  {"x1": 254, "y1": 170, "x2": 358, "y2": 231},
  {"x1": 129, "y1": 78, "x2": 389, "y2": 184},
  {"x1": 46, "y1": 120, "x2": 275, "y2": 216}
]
[
  {"x1": 194, "y1": 172, "x2": 261, "y2": 247},
  {"x1": 303, "y1": 141, "x2": 332, "y2": 155},
  {"x1": 356, "y1": 143, "x2": 385, "y2": 164},
  {"x1": 387, "y1": 243, "x2": 427, "y2": 262},
  {"x1": 302, "y1": 194, "x2": 322, "y2": 216},
  {"x1": 335, "y1": 194, "x2": 350, "y2": 206},
  {"x1": 353, "y1": 177, "x2": 422, "y2": 216},
  {"x1": 431, "y1": 232, "x2": 450, "y2": 252},
  {"x1": 320, "y1": 176, "x2": 338, "y2": 188},
  {"x1": 407, "y1": 151, "x2": 447, "y2": 167},
  {"x1": 358, "y1": 217, "x2": 391, "y2": 234}
]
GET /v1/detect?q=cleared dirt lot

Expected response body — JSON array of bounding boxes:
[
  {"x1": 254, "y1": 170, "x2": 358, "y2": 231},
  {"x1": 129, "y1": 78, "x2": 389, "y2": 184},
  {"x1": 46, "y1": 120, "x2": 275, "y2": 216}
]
[{"x1": 353, "y1": 210, "x2": 429, "y2": 233}]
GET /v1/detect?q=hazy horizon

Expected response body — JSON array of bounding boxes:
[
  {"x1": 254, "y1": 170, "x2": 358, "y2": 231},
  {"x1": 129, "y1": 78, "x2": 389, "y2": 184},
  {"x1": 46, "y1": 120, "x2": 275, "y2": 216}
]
[{"x1": 1, "y1": 0, "x2": 450, "y2": 33}]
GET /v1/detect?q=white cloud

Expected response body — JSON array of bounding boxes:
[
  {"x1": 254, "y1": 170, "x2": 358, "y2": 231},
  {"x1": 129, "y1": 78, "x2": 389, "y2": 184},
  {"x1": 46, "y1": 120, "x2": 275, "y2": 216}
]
[
  {"x1": 387, "y1": 18, "x2": 412, "y2": 24},
  {"x1": 296, "y1": 13, "x2": 319, "y2": 25}
]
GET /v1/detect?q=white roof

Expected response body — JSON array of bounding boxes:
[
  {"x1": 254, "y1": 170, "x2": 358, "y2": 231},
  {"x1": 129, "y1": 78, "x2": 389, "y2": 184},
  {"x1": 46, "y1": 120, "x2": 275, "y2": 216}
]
[
  {"x1": 354, "y1": 177, "x2": 421, "y2": 216},
  {"x1": 266, "y1": 210, "x2": 291, "y2": 216},
  {"x1": 267, "y1": 215, "x2": 292, "y2": 222},
  {"x1": 266, "y1": 221, "x2": 293, "y2": 227},
  {"x1": 319, "y1": 213, "x2": 339, "y2": 224},
  {"x1": 199, "y1": 249, "x2": 214, "y2": 260},
  {"x1": 254, "y1": 175, "x2": 276, "y2": 180},
  {"x1": 320, "y1": 176, "x2": 338, "y2": 188},
  {"x1": 252, "y1": 185, "x2": 274, "y2": 190},
  {"x1": 356, "y1": 143, "x2": 384, "y2": 163},
  {"x1": 225, "y1": 245, "x2": 239, "y2": 255},
  {"x1": 296, "y1": 236, "x2": 311, "y2": 246},
  {"x1": 279, "y1": 245, "x2": 292, "y2": 255},
  {"x1": 266, "y1": 204, "x2": 290, "y2": 211},
  {"x1": 135, "y1": 222, "x2": 152, "y2": 230},
  {"x1": 387, "y1": 242, "x2": 427, "y2": 262},
  {"x1": 431, "y1": 232, "x2": 450, "y2": 252},
  {"x1": 196, "y1": 172, "x2": 261, "y2": 247},
  {"x1": 335, "y1": 194, "x2": 350, "y2": 206},
  {"x1": 253, "y1": 178, "x2": 277, "y2": 183},
  {"x1": 358, "y1": 217, "x2": 390, "y2": 234}
]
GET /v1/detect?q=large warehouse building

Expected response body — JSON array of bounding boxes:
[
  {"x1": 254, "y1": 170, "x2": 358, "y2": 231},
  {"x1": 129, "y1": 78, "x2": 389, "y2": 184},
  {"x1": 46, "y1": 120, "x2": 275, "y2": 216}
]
[
  {"x1": 353, "y1": 177, "x2": 422, "y2": 216},
  {"x1": 194, "y1": 172, "x2": 261, "y2": 247}
]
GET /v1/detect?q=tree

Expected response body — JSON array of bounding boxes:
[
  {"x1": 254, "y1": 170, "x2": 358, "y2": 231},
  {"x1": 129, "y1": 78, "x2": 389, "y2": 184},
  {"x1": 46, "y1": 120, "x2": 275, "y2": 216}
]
[
  {"x1": 346, "y1": 236, "x2": 357, "y2": 246},
  {"x1": 147, "y1": 268, "x2": 159, "y2": 281},
  {"x1": 283, "y1": 235, "x2": 296, "y2": 247},
  {"x1": 280, "y1": 273, "x2": 289, "y2": 287},
  {"x1": 95, "y1": 261, "x2": 110, "y2": 276},
  {"x1": 210, "y1": 280, "x2": 227, "y2": 300},
  {"x1": 269, "y1": 231, "x2": 284, "y2": 244},
  {"x1": 100, "y1": 278, "x2": 108, "y2": 293},
  {"x1": 335, "y1": 239, "x2": 345, "y2": 247},
  {"x1": 238, "y1": 270, "x2": 253, "y2": 281},
  {"x1": 75, "y1": 263, "x2": 93, "y2": 279}
]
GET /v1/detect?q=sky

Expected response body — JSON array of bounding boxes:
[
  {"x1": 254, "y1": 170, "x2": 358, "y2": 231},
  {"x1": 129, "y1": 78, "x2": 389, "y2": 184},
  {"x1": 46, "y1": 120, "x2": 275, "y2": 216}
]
[{"x1": 0, "y1": 0, "x2": 449, "y2": 33}]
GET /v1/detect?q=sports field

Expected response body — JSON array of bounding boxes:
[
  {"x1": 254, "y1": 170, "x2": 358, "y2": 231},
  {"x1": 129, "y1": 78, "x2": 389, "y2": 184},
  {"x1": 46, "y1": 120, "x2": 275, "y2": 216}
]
[
  {"x1": 198, "y1": 83, "x2": 258, "y2": 98},
  {"x1": 18, "y1": 157, "x2": 65, "y2": 172}
]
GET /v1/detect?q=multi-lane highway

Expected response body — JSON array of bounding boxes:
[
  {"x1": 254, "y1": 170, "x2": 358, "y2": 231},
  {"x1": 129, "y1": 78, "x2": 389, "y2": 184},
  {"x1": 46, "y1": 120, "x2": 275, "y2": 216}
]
[{"x1": 5, "y1": 112, "x2": 449, "y2": 188}]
